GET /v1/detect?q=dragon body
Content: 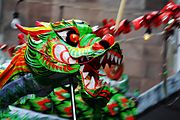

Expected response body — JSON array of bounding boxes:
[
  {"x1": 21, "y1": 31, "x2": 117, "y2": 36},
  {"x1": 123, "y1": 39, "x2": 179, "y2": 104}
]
[{"x1": 0, "y1": 19, "x2": 136, "y2": 119}]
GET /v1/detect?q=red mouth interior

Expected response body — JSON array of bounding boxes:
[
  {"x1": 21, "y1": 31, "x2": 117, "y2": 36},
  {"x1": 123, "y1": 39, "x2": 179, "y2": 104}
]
[
  {"x1": 104, "y1": 64, "x2": 123, "y2": 80},
  {"x1": 82, "y1": 49, "x2": 123, "y2": 81},
  {"x1": 80, "y1": 44, "x2": 123, "y2": 91}
]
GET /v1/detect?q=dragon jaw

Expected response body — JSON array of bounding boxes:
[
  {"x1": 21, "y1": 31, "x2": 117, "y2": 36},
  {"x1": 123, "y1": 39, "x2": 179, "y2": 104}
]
[{"x1": 79, "y1": 43, "x2": 123, "y2": 90}]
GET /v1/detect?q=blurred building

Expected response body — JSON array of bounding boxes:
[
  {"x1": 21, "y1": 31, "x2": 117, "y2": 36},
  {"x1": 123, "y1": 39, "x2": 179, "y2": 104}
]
[{"x1": 0, "y1": 0, "x2": 176, "y2": 92}]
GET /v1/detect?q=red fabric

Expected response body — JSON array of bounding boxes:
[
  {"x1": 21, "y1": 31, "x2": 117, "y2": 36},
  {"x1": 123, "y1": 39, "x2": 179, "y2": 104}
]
[
  {"x1": 126, "y1": 116, "x2": 135, "y2": 120},
  {"x1": 107, "y1": 103, "x2": 118, "y2": 116}
]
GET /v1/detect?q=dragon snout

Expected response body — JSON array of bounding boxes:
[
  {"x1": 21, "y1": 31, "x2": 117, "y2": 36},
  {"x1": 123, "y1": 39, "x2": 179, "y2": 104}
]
[
  {"x1": 92, "y1": 34, "x2": 115, "y2": 50},
  {"x1": 100, "y1": 34, "x2": 115, "y2": 48}
]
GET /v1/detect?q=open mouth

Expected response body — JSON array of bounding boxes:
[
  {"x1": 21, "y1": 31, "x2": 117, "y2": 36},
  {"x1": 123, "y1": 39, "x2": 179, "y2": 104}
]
[{"x1": 79, "y1": 43, "x2": 123, "y2": 90}]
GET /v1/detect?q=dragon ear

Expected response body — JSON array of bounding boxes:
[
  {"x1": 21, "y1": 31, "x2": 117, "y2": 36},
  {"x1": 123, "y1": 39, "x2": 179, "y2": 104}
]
[{"x1": 16, "y1": 24, "x2": 51, "y2": 40}]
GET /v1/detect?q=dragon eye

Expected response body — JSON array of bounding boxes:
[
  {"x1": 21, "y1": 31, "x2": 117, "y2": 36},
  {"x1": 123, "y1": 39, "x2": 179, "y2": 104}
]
[
  {"x1": 56, "y1": 28, "x2": 79, "y2": 47},
  {"x1": 57, "y1": 31, "x2": 68, "y2": 41},
  {"x1": 69, "y1": 34, "x2": 79, "y2": 44}
]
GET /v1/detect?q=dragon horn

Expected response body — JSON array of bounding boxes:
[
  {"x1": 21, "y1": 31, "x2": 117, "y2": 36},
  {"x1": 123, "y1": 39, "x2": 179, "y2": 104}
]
[
  {"x1": 35, "y1": 21, "x2": 51, "y2": 27},
  {"x1": 16, "y1": 24, "x2": 51, "y2": 38},
  {"x1": 35, "y1": 21, "x2": 44, "y2": 26}
]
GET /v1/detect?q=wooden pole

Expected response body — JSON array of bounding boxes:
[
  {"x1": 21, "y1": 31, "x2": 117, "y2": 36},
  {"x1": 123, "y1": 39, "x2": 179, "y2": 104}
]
[
  {"x1": 70, "y1": 82, "x2": 77, "y2": 120},
  {"x1": 162, "y1": 32, "x2": 168, "y2": 97},
  {"x1": 115, "y1": 0, "x2": 127, "y2": 32},
  {"x1": 60, "y1": 6, "x2": 64, "y2": 20},
  {"x1": 69, "y1": 74, "x2": 77, "y2": 120},
  {"x1": 161, "y1": 30, "x2": 173, "y2": 97}
]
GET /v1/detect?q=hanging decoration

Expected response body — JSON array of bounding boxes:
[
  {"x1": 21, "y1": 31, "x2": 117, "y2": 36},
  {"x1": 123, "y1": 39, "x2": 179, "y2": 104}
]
[{"x1": 94, "y1": 2, "x2": 179, "y2": 39}]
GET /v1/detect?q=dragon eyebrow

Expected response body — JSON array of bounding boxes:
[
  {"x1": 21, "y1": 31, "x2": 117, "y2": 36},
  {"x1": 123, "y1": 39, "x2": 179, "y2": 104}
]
[
  {"x1": 75, "y1": 21, "x2": 85, "y2": 24},
  {"x1": 54, "y1": 27, "x2": 79, "y2": 35}
]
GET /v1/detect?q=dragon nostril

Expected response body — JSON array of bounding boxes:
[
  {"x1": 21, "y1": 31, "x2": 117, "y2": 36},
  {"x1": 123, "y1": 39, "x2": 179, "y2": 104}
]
[{"x1": 99, "y1": 40, "x2": 110, "y2": 49}]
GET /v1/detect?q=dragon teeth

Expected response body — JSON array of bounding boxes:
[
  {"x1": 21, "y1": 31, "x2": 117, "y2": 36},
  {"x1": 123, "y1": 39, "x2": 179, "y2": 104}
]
[
  {"x1": 86, "y1": 56, "x2": 90, "y2": 60},
  {"x1": 106, "y1": 52, "x2": 122, "y2": 64},
  {"x1": 100, "y1": 55, "x2": 105, "y2": 64},
  {"x1": 83, "y1": 72, "x2": 89, "y2": 78},
  {"x1": 111, "y1": 54, "x2": 114, "y2": 61},
  {"x1": 80, "y1": 65, "x2": 85, "y2": 71},
  {"x1": 80, "y1": 65, "x2": 89, "y2": 78},
  {"x1": 118, "y1": 58, "x2": 121, "y2": 65},
  {"x1": 87, "y1": 76, "x2": 95, "y2": 89},
  {"x1": 107, "y1": 52, "x2": 110, "y2": 59},
  {"x1": 84, "y1": 80, "x2": 89, "y2": 86},
  {"x1": 115, "y1": 56, "x2": 118, "y2": 63}
]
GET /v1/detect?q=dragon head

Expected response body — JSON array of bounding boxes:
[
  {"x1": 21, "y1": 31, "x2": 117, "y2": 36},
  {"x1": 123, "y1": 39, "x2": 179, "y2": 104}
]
[{"x1": 16, "y1": 19, "x2": 123, "y2": 90}]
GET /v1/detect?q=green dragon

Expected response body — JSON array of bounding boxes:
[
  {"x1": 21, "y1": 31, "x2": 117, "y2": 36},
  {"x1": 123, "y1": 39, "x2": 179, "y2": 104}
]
[{"x1": 0, "y1": 19, "x2": 136, "y2": 120}]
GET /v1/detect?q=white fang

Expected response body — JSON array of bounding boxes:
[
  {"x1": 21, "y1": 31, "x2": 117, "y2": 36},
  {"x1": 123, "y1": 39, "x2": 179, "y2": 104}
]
[
  {"x1": 115, "y1": 56, "x2": 118, "y2": 63},
  {"x1": 83, "y1": 72, "x2": 89, "y2": 78},
  {"x1": 100, "y1": 55, "x2": 105, "y2": 64},
  {"x1": 107, "y1": 52, "x2": 110, "y2": 59},
  {"x1": 80, "y1": 65, "x2": 85, "y2": 72},
  {"x1": 87, "y1": 77, "x2": 95, "y2": 89},
  {"x1": 111, "y1": 54, "x2": 114, "y2": 61}
]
